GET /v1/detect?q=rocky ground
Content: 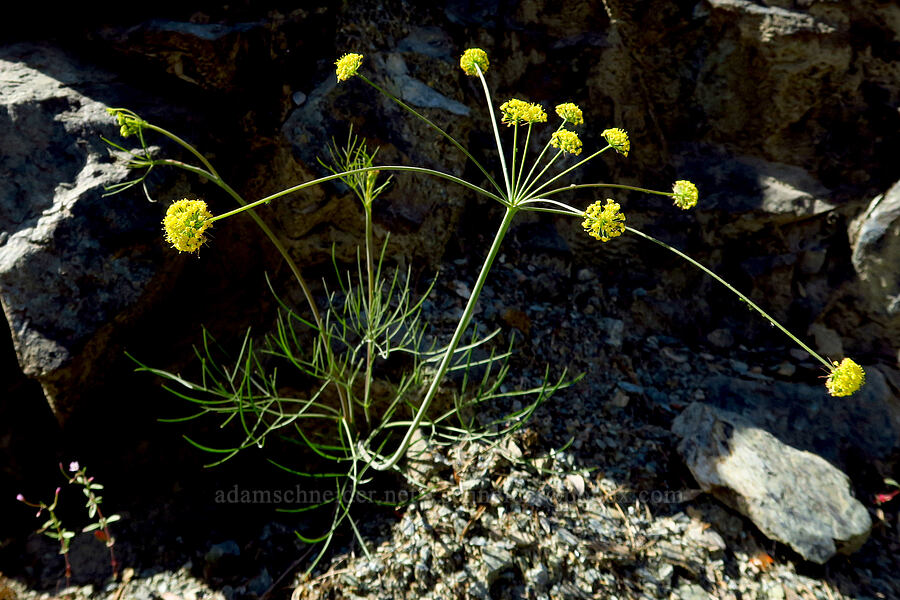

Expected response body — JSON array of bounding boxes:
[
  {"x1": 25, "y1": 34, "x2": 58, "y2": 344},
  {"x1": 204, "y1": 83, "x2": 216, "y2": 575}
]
[{"x1": 4, "y1": 241, "x2": 900, "y2": 600}]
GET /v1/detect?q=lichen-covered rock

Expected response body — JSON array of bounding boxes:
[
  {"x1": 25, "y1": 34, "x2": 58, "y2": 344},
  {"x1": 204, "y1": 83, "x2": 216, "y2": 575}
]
[{"x1": 673, "y1": 402, "x2": 872, "y2": 563}]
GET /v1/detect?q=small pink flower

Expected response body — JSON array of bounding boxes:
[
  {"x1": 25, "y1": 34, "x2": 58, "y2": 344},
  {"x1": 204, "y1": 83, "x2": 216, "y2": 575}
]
[
  {"x1": 69, "y1": 461, "x2": 80, "y2": 472},
  {"x1": 875, "y1": 490, "x2": 899, "y2": 504},
  {"x1": 16, "y1": 493, "x2": 24, "y2": 502}
]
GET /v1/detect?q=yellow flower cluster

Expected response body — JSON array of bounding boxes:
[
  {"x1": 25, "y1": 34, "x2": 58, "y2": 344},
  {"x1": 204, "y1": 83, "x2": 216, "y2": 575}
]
[
  {"x1": 672, "y1": 180, "x2": 699, "y2": 210},
  {"x1": 825, "y1": 358, "x2": 865, "y2": 397},
  {"x1": 335, "y1": 53, "x2": 363, "y2": 82},
  {"x1": 163, "y1": 199, "x2": 214, "y2": 253},
  {"x1": 500, "y1": 99, "x2": 547, "y2": 127},
  {"x1": 459, "y1": 48, "x2": 489, "y2": 77},
  {"x1": 550, "y1": 130, "x2": 583, "y2": 155},
  {"x1": 555, "y1": 103, "x2": 584, "y2": 126},
  {"x1": 582, "y1": 199, "x2": 626, "y2": 242},
  {"x1": 602, "y1": 128, "x2": 630, "y2": 157}
]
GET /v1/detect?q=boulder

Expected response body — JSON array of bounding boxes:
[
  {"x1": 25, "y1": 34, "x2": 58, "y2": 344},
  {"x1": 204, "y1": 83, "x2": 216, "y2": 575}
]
[
  {"x1": 0, "y1": 43, "x2": 184, "y2": 420},
  {"x1": 673, "y1": 402, "x2": 872, "y2": 563},
  {"x1": 850, "y1": 180, "x2": 900, "y2": 344},
  {"x1": 699, "y1": 368, "x2": 897, "y2": 470}
]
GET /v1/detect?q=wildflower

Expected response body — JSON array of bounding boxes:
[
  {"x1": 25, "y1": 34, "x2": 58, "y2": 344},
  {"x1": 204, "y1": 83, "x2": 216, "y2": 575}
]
[
  {"x1": 335, "y1": 53, "x2": 363, "y2": 82},
  {"x1": 876, "y1": 490, "x2": 900, "y2": 505},
  {"x1": 163, "y1": 199, "x2": 214, "y2": 253},
  {"x1": 825, "y1": 358, "x2": 865, "y2": 397},
  {"x1": 582, "y1": 199, "x2": 626, "y2": 242},
  {"x1": 68, "y1": 461, "x2": 79, "y2": 472},
  {"x1": 601, "y1": 128, "x2": 629, "y2": 157},
  {"x1": 672, "y1": 180, "x2": 699, "y2": 210},
  {"x1": 555, "y1": 103, "x2": 584, "y2": 126},
  {"x1": 107, "y1": 109, "x2": 142, "y2": 138},
  {"x1": 550, "y1": 130, "x2": 583, "y2": 155},
  {"x1": 16, "y1": 493, "x2": 24, "y2": 502},
  {"x1": 500, "y1": 99, "x2": 547, "y2": 127},
  {"x1": 459, "y1": 48, "x2": 489, "y2": 76}
]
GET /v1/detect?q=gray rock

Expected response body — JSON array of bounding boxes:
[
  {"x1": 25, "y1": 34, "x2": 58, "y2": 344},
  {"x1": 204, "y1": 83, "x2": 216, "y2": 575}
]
[
  {"x1": 204, "y1": 540, "x2": 240, "y2": 563},
  {"x1": 0, "y1": 43, "x2": 179, "y2": 420},
  {"x1": 280, "y1": 47, "x2": 473, "y2": 269},
  {"x1": 599, "y1": 317, "x2": 624, "y2": 348},
  {"x1": 246, "y1": 568, "x2": 272, "y2": 596},
  {"x1": 479, "y1": 542, "x2": 514, "y2": 584},
  {"x1": 92, "y1": 19, "x2": 269, "y2": 92},
  {"x1": 706, "y1": 328, "x2": 735, "y2": 349},
  {"x1": 673, "y1": 402, "x2": 871, "y2": 563},
  {"x1": 524, "y1": 563, "x2": 549, "y2": 591},
  {"x1": 851, "y1": 181, "x2": 900, "y2": 328},
  {"x1": 383, "y1": 54, "x2": 470, "y2": 117},
  {"x1": 687, "y1": 152, "x2": 834, "y2": 232},
  {"x1": 807, "y1": 323, "x2": 844, "y2": 358},
  {"x1": 700, "y1": 368, "x2": 896, "y2": 469}
]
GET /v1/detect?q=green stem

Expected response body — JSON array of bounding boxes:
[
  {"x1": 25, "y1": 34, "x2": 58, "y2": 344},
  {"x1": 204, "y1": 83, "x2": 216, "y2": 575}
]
[
  {"x1": 357, "y1": 74, "x2": 505, "y2": 198},
  {"x1": 150, "y1": 156, "x2": 352, "y2": 424},
  {"x1": 358, "y1": 206, "x2": 519, "y2": 471},
  {"x1": 515, "y1": 150, "x2": 563, "y2": 204},
  {"x1": 144, "y1": 123, "x2": 220, "y2": 178},
  {"x1": 519, "y1": 206, "x2": 578, "y2": 217},
  {"x1": 511, "y1": 124, "x2": 519, "y2": 198},
  {"x1": 625, "y1": 226, "x2": 831, "y2": 369},
  {"x1": 211, "y1": 165, "x2": 504, "y2": 222},
  {"x1": 518, "y1": 198, "x2": 583, "y2": 215},
  {"x1": 154, "y1": 158, "x2": 323, "y2": 333},
  {"x1": 363, "y1": 202, "x2": 375, "y2": 427},
  {"x1": 516, "y1": 123, "x2": 564, "y2": 201},
  {"x1": 540, "y1": 182, "x2": 675, "y2": 199},
  {"x1": 524, "y1": 145, "x2": 612, "y2": 199},
  {"x1": 476, "y1": 66, "x2": 512, "y2": 201}
]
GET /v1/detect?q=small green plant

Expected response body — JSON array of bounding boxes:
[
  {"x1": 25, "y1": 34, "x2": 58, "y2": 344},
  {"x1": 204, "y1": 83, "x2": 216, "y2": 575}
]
[
  {"x1": 17, "y1": 487, "x2": 74, "y2": 589},
  {"x1": 65, "y1": 462, "x2": 120, "y2": 579},
  {"x1": 104, "y1": 47, "x2": 865, "y2": 571},
  {"x1": 17, "y1": 462, "x2": 121, "y2": 587}
]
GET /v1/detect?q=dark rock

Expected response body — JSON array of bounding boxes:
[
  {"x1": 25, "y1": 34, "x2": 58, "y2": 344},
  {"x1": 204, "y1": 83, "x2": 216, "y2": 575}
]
[
  {"x1": 0, "y1": 43, "x2": 182, "y2": 420},
  {"x1": 673, "y1": 402, "x2": 871, "y2": 563},
  {"x1": 479, "y1": 542, "x2": 514, "y2": 585},
  {"x1": 851, "y1": 181, "x2": 900, "y2": 338},
  {"x1": 698, "y1": 367, "x2": 896, "y2": 469}
]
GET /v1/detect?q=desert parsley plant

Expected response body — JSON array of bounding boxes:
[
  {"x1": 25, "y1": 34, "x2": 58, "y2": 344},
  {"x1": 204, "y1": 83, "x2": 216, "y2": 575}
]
[{"x1": 104, "y1": 47, "x2": 864, "y2": 570}]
